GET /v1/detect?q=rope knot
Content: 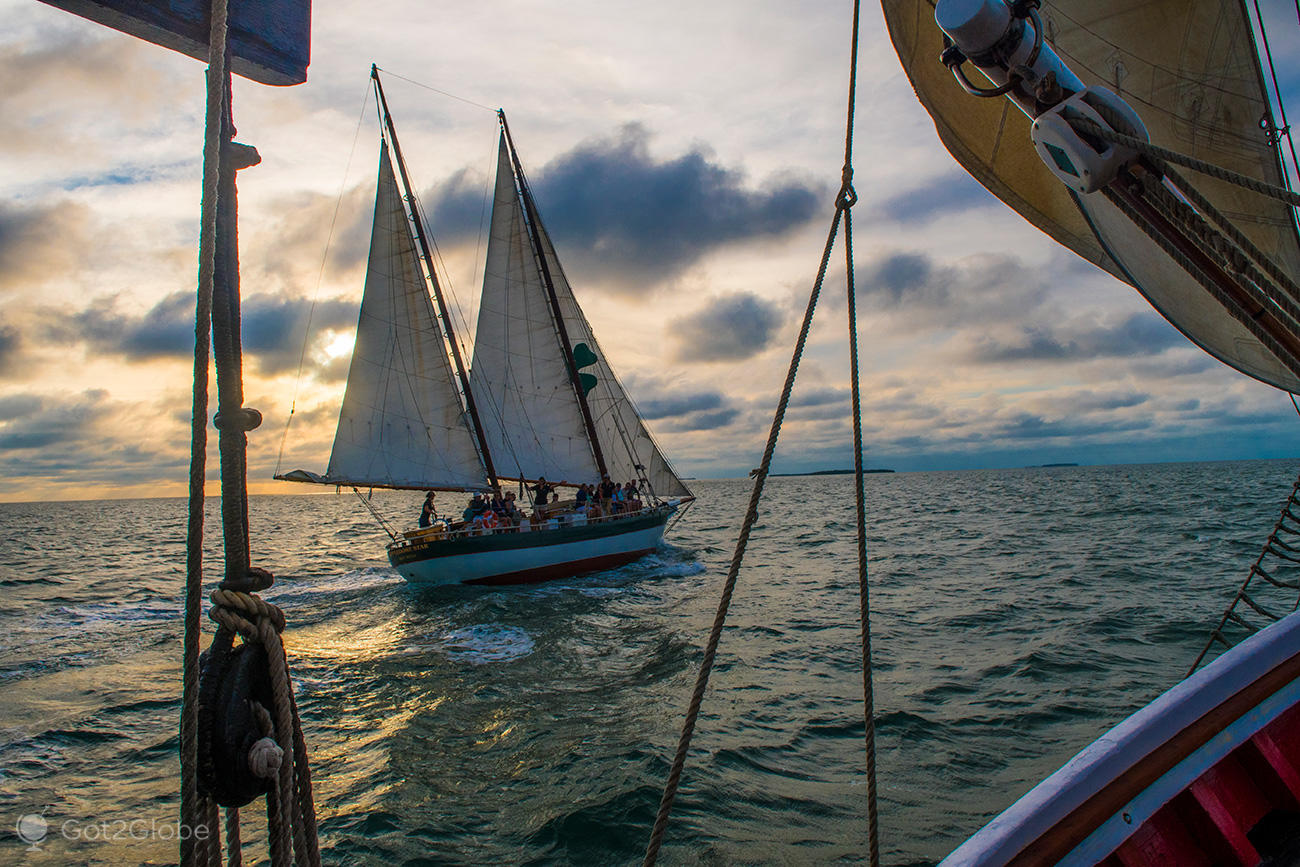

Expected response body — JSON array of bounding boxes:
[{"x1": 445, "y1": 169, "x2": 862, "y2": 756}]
[
  {"x1": 209, "y1": 588, "x2": 287, "y2": 639},
  {"x1": 836, "y1": 167, "x2": 858, "y2": 211},
  {"x1": 247, "y1": 736, "x2": 284, "y2": 780}
]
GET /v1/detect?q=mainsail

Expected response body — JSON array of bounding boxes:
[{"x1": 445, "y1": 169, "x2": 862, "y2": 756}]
[
  {"x1": 293, "y1": 139, "x2": 492, "y2": 492},
  {"x1": 882, "y1": 0, "x2": 1300, "y2": 392},
  {"x1": 470, "y1": 124, "x2": 693, "y2": 499},
  {"x1": 469, "y1": 134, "x2": 602, "y2": 485}
]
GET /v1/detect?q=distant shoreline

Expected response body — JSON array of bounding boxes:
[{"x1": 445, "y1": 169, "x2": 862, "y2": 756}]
[{"x1": 771, "y1": 468, "x2": 894, "y2": 477}]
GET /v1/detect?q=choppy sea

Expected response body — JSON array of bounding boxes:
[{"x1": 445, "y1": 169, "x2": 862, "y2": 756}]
[{"x1": 1, "y1": 459, "x2": 1297, "y2": 865}]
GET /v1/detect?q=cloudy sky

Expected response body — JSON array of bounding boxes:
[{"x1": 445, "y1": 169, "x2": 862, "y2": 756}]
[{"x1": 2, "y1": 0, "x2": 1299, "y2": 503}]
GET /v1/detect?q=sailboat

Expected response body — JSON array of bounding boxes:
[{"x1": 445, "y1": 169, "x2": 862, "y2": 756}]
[
  {"x1": 876, "y1": 1, "x2": 1300, "y2": 864},
  {"x1": 277, "y1": 68, "x2": 693, "y2": 586}
]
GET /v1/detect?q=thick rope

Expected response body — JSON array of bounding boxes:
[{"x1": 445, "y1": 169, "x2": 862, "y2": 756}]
[
  {"x1": 1074, "y1": 117, "x2": 1300, "y2": 209},
  {"x1": 644, "y1": 5, "x2": 866, "y2": 862},
  {"x1": 208, "y1": 590, "x2": 322, "y2": 867},
  {"x1": 182, "y1": 0, "x2": 231, "y2": 862},
  {"x1": 1100, "y1": 183, "x2": 1300, "y2": 381}
]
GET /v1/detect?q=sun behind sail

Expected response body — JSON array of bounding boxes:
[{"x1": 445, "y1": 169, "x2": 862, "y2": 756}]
[
  {"x1": 882, "y1": 0, "x2": 1300, "y2": 392},
  {"x1": 284, "y1": 139, "x2": 492, "y2": 492}
]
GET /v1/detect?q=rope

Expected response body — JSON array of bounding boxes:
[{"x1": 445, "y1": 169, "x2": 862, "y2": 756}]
[
  {"x1": 1072, "y1": 117, "x2": 1300, "y2": 208},
  {"x1": 182, "y1": 0, "x2": 231, "y2": 861},
  {"x1": 644, "y1": 2, "x2": 872, "y2": 862},
  {"x1": 1100, "y1": 182, "x2": 1300, "y2": 381},
  {"x1": 839, "y1": 2, "x2": 879, "y2": 864},
  {"x1": 208, "y1": 590, "x2": 322, "y2": 867},
  {"x1": 1189, "y1": 467, "x2": 1300, "y2": 675},
  {"x1": 182, "y1": 1, "x2": 320, "y2": 863}
]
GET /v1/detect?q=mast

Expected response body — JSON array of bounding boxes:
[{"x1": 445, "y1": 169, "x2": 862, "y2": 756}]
[
  {"x1": 497, "y1": 109, "x2": 610, "y2": 480},
  {"x1": 371, "y1": 66, "x2": 500, "y2": 492}
]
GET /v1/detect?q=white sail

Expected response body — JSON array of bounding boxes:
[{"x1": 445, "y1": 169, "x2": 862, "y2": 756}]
[
  {"x1": 469, "y1": 134, "x2": 603, "y2": 485},
  {"x1": 533, "y1": 222, "x2": 694, "y2": 499},
  {"x1": 881, "y1": 0, "x2": 1300, "y2": 392},
  {"x1": 320, "y1": 140, "x2": 492, "y2": 491}
]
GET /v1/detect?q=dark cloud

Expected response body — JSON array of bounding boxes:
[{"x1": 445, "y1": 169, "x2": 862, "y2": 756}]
[
  {"x1": 790, "y1": 388, "x2": 850, "y2": 408},
  {"x1": 48, "y1": 291, "x2": 357, "y2": 375},
  {"x1": 671, "y1": 292, "x2": 784, "y2": 362},
  {"x1": 993, "y1": 412, "x2": 1152, "y2": 441},
  {"x1": 660, "y1": 408, "x2": 740, "y2": 432},
  {"x1": 0, "y1": 323, "x2": 18, "y2": 374},
  {"x1": 427, "y1": 124, "x2": 822, "y2": 288},
  {"x1": 855, "y1": 250, "x2": 1049, "y2": 325},
  {"x1": 0, "y1": 199, "x2": 91, "y2": 291},
  {"x1": 874, "y1": 172, "x2": 996, "y2": 225},
  {"x1": 637, "y1": 391, "x2": 726, "y2": 420},
  {"x1": 0, "y1": 389, "x2": 109, "y2": 450},
  {"x1": 965, "y1": 312, "x2": 1184, "y2": 363}
]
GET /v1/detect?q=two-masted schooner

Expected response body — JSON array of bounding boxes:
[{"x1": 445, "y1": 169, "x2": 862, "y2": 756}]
[{"x1": 278, "y1": 69, "x2": 693, "y2": 585}]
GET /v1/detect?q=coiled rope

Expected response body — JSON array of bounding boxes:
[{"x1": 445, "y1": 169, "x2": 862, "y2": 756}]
[
  {"x1": 181, "y1": 1, "x2": 319, "y2": 863},
  {"x1": 643, "y1": 1, "x2": 880, "y2": 864}
]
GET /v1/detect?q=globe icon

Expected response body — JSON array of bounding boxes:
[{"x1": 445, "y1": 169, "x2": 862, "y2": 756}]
[{"x1": 16, "y1": 813, "x2": 48, "y2": 849}]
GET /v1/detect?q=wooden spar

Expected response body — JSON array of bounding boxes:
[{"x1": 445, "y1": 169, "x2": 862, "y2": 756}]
[
  {"x1": 370, "y1": 66, "x2": 501, "y2": 493},
  {"x1": 497, "y1": 109, "x2": 610, "y2": 481}
]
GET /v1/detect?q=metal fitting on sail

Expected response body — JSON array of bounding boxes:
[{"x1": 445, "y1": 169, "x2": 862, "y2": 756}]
[
  {"x1": 1030, "y1": 88, "x2": 1149, "y2": 194},
  {"x1": 935, "y1": 0, "x2": 1081, "y2": 117},
  {"x1": 936, "y1": 0, "x2": 1150, "y2": 195}
]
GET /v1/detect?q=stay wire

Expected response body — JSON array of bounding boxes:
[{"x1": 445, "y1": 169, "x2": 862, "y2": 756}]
[
  {"x1": 275, "y1": 80, "x2": 376, "y2": 476},
  {"x1": 642, "y1": 1, "x2": 871, "y2": 862}
]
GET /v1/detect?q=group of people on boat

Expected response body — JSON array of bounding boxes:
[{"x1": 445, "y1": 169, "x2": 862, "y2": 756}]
[{"x1": 415, "y1": 473, "x2": 647, "y2": 536}]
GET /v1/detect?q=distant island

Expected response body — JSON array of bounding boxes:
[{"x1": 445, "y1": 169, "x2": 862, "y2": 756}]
[
  {"x1": 1035, "y1": 463, "x2": 1080, "y2": 468},
  {"x1": 771, "y1": 468, "x2": 894, "y2": 477}
]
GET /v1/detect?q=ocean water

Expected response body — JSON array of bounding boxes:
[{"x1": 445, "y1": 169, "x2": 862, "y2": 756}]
[{"x1": 0, "y1": 459, "x2": 1296, "y2": 865}]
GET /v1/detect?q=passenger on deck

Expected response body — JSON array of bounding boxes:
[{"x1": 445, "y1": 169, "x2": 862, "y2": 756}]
[
  {"x1": 575, "y1": 484, "x2": 589, "y2": 507},
  {"x1": 489, "y1": 492, "x2": 506, "y2": 516},
  {"x1": 529, "y1": 477, "x2": 556, "y2": 506},
  {"x1": 612, "y1": 483, "x2": 626, "y2": 513},
  {"x1": 623, "y1": 482, "x2": 642, "y2": 512},
  {"x1": 463, "y1": 494, "x2": 487, "y2": 522},
  {"x1": 598, "y1": 475, "x2": 616, "y2": 511},
  {"x1": 419, "y1": 492, "x2": 438, "y2": 528},
  {"x1": 503, "y1": 491, "x2": 522, "y2": 528}
]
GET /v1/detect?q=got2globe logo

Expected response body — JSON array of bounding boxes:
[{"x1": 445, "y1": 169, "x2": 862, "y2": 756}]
[{"x1": 15, "y1": 811, "x2": 48, "y2": 850}]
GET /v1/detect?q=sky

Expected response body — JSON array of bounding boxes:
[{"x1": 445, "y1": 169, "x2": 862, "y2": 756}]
[{"x1": 1, "y1": 0, "x2": 1300, "y2": 503}]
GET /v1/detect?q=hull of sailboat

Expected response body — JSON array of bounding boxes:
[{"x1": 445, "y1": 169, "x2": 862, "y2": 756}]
[
  {"x1": 387, "y1": 507, "x2": 673, "y2": 586},
  {"x1": 942, "y1": 610, "x2": 1300, "y2": 866}
]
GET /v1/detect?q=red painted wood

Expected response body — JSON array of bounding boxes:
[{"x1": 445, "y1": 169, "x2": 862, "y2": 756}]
[
  {"x1": 1189, "y1": 757, "x2": 1267, "y2": 866},
  {"x1": 1113, "y1": 806, "x2": 1213, "y2": 866},
  {"x1": 462, "y1": 547, "x2": 655, "y2": 585},
  {"x1": 1240, "y1": 735, "x2": 1300, "y2": 809}
]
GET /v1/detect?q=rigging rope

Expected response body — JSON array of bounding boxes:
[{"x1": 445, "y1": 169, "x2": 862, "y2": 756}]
[
  {"x1": 1189, "y1": 468, "x2": 1300, "y2": 676},
  {"x1": 1072, "y1": 118, "x2": 1300, "y2": 209},
  {"x1": 643, "y1": 1, "x2": 879, "y2": 863},
  {"x1": 183, "y1": 1, "x2": 320, "y2": 863},
  {"x1": 181, "y1": 0, "x2": 230, "y2": 859}
]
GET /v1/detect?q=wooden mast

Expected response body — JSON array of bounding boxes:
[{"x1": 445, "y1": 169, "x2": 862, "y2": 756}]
[
  {"x1": 497, "y1": 109, "x2": 610, "y2": 481},
  {"x1": 371, "y1": 66, "x2": 500, "y2": 493}
]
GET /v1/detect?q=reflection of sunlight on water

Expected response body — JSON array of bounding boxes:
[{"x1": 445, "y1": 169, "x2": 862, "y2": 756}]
[
  {"x1": 437, "y1": 625, "x2": 534, "y2": 665},
  {"x1": 475, "y1": 711, "x2": 517, "y2": 749},
  {"x1": 287, "y1": 619, "x2": 404, "y2": 665}
]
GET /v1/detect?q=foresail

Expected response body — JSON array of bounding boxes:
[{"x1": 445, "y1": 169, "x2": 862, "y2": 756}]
[
  {"x1": 322, "y1": 140, "x2": 492, "y2": 492},
  {"x1": 533, "y1": 217, "x2": 694, "y2": 500},
  {"x1": 469, "y1": 134, "x2": 602, "y2": 485},
  {"x1": 882, "y1": 0, "x2": 1300, "y2": 392}
]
